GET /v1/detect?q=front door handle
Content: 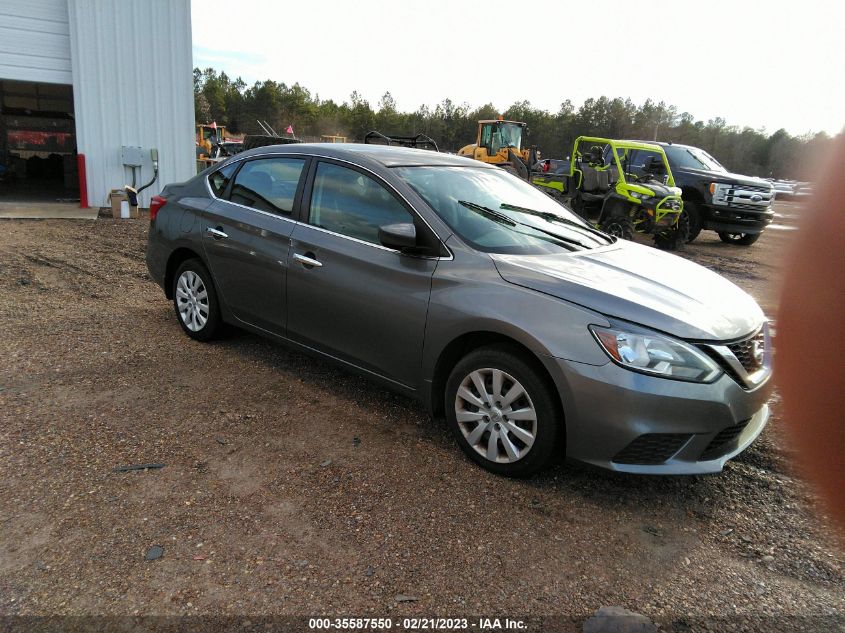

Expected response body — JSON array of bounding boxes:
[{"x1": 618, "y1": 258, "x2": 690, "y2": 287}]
[
  {"x1": 293, "y1": 252, "x2": 323, "y2": 268},
  {"x1": 206, "y1": 227, "x2": 228, "y2": 240}
]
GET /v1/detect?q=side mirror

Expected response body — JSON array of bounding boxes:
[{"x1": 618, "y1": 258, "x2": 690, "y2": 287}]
[{"x1": 378, "y1": 222, "x2": 417, "y2": 251}]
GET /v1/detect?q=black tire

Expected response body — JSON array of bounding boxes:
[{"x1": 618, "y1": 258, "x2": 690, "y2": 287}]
[
  {"x1": 599, "y1": 213, "x2": 635, "y2": 241},
  {"x1": 172, "y1": 258, "x2": 222, "y2": 341},
  {"x1": 718, "y1": 231, "x2": 761, "y2": 246},
  {"x1": 445, "y1": 345, "x2": 562, "y2": 477},
  {"x1": 683, "y1": 200, "x2": 703, "y2": 243},
  {"x1": 653, "y1": 212, "x2": 689, "y2": 251}
]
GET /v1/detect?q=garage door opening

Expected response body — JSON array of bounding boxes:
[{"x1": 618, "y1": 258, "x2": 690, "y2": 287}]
[{"x1": 0, "y1": 80, "x2": 79, "y2": 204}]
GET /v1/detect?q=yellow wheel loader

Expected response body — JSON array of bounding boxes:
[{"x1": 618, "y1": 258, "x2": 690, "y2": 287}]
[{"x1": 457, "y1": 116, "x2": 537, "y2": 180}]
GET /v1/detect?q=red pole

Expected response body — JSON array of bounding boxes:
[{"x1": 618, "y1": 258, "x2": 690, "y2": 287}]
[{"x1": 77, "y1": 154, "x2": 89, "y2": 208}]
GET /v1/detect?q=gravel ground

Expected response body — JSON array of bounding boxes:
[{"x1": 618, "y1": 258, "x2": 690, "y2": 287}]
[{"x1": 0, "y1": 201, "x2": 842, "y2": 631}]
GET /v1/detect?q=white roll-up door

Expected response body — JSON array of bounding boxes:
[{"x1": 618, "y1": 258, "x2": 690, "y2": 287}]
[{"x1": 0, "y1": 0, "x2": 71, "y2": 85}]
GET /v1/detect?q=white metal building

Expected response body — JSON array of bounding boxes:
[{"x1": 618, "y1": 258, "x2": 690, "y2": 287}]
[{"x1": 0, "y1": 0, "x2": 195, "y2": 208}]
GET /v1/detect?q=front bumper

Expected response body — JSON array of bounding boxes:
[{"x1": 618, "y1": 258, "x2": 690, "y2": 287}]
[
  {"x1": 639, "y1": 195, "x2": 683, "y2": 230},
  {"x1": 702, "y1": 202, "x2": 775, "y2": 234},
  {"x1": 545, "y1": 356, "x2": 771, "y2": 474}
]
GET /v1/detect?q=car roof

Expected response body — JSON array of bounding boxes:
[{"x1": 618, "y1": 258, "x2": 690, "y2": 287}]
[
  {"x1": 631, "y1": 140, "x2": 699, "y2": 151},
  {"x1": 235, "y1": 142, "x2": 494, "y2": 169},
  {"x1": 576, "y1": 136, "x2": 665, "y2": 153}
]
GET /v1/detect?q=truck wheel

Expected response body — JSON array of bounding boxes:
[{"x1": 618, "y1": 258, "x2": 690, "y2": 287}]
[
  {"x1": 683, "y1": 201, "x2": 703, "y2": 243},
  {"x1": 718, "y1": 231, "x2": 761, "y2": 246}
]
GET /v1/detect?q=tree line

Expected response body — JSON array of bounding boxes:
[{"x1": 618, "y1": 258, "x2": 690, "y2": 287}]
[{"x1": 194, "y1": 67, "x2": 837, "y2": 180}]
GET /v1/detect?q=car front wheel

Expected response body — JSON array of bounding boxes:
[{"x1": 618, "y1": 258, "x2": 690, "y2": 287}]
[
  {"x1": 445, "y1": 346, "x2": 561, "y2": 477},
  {"x1": 599, "y1": 214, "x2": 635, "y2": 241},
  {"x1": 718, "y1": 231, "x2": 761, "y2": 246},
  {"x1": 172, "y1": 258, "x2": 221, "y2": 341},
  {"x1": 683, "y1": 201, "x2": 703, "y2": 243}
]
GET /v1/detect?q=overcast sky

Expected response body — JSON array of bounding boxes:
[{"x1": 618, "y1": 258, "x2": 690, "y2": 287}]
[{"x1": 192, "y1": 0, "x2": 843, "y2": 137}]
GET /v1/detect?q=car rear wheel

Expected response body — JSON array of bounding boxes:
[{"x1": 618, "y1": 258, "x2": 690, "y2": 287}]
[
  {"x1": 173, "y1": 259, "x2": 221, "y2": 341},
  {"x1": 445, "y1": 346, "x2": 561, "y2": 477},
  {"x1": 718, "y1": 231, "x2": 761, "y2": 246}
]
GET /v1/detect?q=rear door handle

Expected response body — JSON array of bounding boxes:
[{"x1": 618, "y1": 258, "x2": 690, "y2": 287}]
[
  {"x1": 293, "y1": 252, "x2": 322, "y2": 268},
  {"x1": 206, "y1": 227, "x2": 228, "y2": 240}
]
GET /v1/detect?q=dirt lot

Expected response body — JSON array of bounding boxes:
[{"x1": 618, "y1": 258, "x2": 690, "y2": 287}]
[{"x1": 0, "y1": 200, "x2": 842, "y2": 631}]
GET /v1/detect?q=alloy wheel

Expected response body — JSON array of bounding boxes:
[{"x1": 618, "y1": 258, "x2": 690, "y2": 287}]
[
  {"x1": 175, "y1": 270, "x2": 210, "y2": 332},
  {"x1": 454, "y1": 368, "x2": 537, "y2": 464},
  {"x1": 718, "y1": 231, "x2": 760, "y2": 246},
  {"x1": 605, "y1": 222, "x2": 626, "y2": 237}
]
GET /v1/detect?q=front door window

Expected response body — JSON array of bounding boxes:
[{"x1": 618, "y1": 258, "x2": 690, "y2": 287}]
[{"x1": 308, "y1": 162, "x2": 412, "y2": 245}]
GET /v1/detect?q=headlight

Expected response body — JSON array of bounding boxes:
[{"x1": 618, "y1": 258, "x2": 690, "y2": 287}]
[
  {"x1": 590, "y1": 325, "x2": 722, "y2": 383},
  {"x1": 630, "y1": 190, "x2": 653, "y2": 200}
]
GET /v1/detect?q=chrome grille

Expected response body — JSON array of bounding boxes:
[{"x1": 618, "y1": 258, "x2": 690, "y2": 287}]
[
  {"x1": 712, "y1": 183, "x2": 774, "y2": 208},
  {"x1": 703, "y1": 323, "x2": 772, "y2": 389},
  {"x1": 727, "y1": 330, "x2": 766, "y2": 373}
]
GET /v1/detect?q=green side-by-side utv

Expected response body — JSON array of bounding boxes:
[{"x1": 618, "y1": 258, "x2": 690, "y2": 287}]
[{"x1": 533, "y1": 137, "x2": 688, "y2": 250}]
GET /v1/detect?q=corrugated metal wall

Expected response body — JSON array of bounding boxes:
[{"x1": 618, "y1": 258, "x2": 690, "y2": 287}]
[
  {"x1": 0, "y1": 0, "x2": 72, "y2": 85},
  {"x1": 68, "y1": 0, "x2": 195, "y2": 207}
]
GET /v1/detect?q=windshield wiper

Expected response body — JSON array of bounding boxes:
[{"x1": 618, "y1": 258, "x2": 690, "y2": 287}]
[
  {"x1": 458, "y1": 200, "x2": 586, "y2": 250},
  {"x1": 458, "y1": 200, "x2": 516, "y2": 226},
  {"x1": 498, "y1": 203, "x2": 612, "y2": 244}
]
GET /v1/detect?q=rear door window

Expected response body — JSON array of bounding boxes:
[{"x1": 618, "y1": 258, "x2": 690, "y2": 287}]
[
  {"x1": 208, "y1": 163, "x2": 237, "y2": 197},
  {"x1": 307, "y1": 162, "x2": 412, "y2": 245},
  {"x1": 228, "y1": 157, "x2": 307, "y2": 214}
]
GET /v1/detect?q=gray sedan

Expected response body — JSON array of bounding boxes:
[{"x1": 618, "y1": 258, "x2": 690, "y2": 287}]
[{"x1": 146, "y1": 144, "x2": 772, "y2": 476}]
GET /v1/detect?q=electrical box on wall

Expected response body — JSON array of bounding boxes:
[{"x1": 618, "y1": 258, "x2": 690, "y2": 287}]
[{"x1": 120, "y1": 146, "x2": 144, "y2": 167}]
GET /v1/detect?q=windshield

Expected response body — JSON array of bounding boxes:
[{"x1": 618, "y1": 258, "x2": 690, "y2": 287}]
[
  {"x1": 498, "y1": 123, "x2": 523, "y2": 150},
  {"x1": 665, "y1": 145, "x2": 726, "y2": 172},
  {"x1": 395, "y1": 166, "x2": 611, "y2": 254}
]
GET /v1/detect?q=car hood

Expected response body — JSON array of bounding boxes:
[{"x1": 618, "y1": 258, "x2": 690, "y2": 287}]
[
  {"x1": 491, "y1": 241, "x2": 765, "y2": 341},
  {"x1": 676, "y1": 167, "x2": 772, "y2": 190},
  {"x1": 640, "y1": 181, "x2": 681, "y2": 198}
]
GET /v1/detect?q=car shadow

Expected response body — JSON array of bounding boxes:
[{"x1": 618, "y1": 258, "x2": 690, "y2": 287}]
[{"x1": 210, "y1": 326, "x2": 735, "y2": 510}]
